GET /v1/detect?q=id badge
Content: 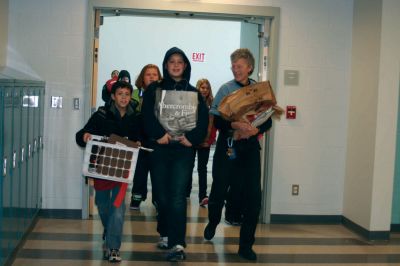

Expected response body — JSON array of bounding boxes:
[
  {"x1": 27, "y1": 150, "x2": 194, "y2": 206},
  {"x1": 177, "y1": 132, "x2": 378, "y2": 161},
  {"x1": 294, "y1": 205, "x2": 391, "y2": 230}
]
[{"x1": 226, "y1": 137, "x2": 236, "y2": 160}]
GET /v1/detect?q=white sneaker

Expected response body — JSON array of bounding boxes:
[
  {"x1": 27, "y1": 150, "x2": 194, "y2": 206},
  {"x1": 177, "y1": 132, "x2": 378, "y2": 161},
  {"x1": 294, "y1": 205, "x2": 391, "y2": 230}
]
[
  {"x1": 166, "y1": 245, "x2": 186, "y2": 262},
  {"x1": 108, "y1": 249, "x2": 122, "y2": 262},
  {"x1": 157, "y1": 236, "x2": 168, "y2": 249}
]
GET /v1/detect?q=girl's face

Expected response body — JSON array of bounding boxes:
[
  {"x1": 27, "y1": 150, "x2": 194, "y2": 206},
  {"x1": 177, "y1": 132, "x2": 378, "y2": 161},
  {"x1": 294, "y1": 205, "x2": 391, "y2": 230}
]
[
  {"x1": 166, "y1": 54, "x2": 186, "y2": 81},
  {"x1": 231, "y1": 58, "x2": 252, "y2": 85},
  {"x1": 111, "y1": 87, "x2": 131, "y2": 110},
  {"x1": 198, "y1": 82, "x2": 210, "y2": 98},
  {"x1": 143, "y1": 67, "x2": 159, "y2": 88}
]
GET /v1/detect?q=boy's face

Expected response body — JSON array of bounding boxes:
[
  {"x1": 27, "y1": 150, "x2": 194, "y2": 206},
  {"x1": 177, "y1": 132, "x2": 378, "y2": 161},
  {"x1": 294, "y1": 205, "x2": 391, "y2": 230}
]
[
  {"x1": 166, "y1": 53, "x2": 186, "y2": 81},
  {"x1": 111, "y1": 87, "x2": 131, "y2": 109}
]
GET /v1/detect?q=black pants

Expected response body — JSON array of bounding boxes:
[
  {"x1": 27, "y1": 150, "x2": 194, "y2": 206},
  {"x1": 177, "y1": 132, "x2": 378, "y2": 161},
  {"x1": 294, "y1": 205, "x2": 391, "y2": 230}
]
[
  {"x1": 208, "y1": 136, "x2": 261, "y2": 249},
  {"x1": 149, "y1": 143, "x2": 195, "y2": 248},
  {"x1": 187, "y1": 146, "x2": 211, "y2": 201},
  {"x1": 131, "y1": 149, "x2": 151, "y2": 200}
]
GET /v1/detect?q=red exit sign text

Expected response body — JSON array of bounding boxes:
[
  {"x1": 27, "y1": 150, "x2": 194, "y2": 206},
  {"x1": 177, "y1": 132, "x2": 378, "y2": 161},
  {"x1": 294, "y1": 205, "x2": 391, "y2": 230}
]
[{"x1": 192, "y1": 52, "x2": 205, "y2": 62}]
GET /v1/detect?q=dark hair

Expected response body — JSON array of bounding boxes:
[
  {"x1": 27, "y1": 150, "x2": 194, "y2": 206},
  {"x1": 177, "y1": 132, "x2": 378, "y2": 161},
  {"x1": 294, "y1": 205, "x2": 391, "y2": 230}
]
[
  {"x1": 117, "y1": 70, "x2": 131, "y2": 84},
  {"x1": 135, "y1": 64, "x2": 162, "y2": 89},
  {"x1": 111, "y1": 70, "x2": 119, "y2": 78},
  {"x1": 111, "y1": 81, "x2": 133, "y2": 95}
]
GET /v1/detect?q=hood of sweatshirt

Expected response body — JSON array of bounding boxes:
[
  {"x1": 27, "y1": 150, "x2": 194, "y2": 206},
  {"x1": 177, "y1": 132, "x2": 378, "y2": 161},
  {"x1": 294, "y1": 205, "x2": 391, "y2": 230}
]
[
  {"x1": 118, "y1": 70, "x2": 131, "y2": 84},
  {"x1": 162, "y1": 47, "x2": 191, "y2": 85}
]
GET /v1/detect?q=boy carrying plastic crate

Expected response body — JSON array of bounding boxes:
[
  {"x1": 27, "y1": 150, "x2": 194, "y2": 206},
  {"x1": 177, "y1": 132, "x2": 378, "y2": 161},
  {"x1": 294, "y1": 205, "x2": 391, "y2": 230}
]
[{"x1": 76, "y1": 81, "x2": 142, "y2": 263}]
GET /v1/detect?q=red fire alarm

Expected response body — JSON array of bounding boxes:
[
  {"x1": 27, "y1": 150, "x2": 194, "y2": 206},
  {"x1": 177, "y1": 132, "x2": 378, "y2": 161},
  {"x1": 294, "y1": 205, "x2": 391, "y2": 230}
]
[{"x1": 286, "y1": 106, "x2": 296, "y2": 119}]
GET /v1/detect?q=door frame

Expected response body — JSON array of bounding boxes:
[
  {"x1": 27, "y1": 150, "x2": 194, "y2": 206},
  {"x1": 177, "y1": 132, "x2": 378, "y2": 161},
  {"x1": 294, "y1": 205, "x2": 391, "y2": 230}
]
[{"x1": 85, "y1": 0, "x2": 280, "y2": 222}]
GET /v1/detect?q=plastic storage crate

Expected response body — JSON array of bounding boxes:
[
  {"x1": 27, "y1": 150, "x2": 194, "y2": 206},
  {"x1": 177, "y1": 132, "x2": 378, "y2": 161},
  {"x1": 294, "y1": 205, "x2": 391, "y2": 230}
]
[{"x1": 82, "y1": 135, "x2": 139, "y2": 183}]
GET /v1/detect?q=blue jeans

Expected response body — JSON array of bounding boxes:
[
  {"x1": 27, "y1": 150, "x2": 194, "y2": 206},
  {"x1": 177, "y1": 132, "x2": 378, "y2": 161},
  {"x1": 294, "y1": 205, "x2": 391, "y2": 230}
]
[
  {"x1": 149, "y1": 143, "x2": 195, "y2": 248},
  {"x1": 95, "y1": 185, "x2": 126, "y2": 249}
]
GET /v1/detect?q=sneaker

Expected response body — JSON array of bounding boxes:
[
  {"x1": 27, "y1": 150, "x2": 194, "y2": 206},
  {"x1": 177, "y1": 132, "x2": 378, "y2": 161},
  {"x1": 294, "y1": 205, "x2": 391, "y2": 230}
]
[
  {"x1": 166, "y1": 245, "x2": 186, "y2": 262},
  {"x1": 238, "y1": 247, "x2": 257, "y2": 261},
  {"x1": 130, "y1": 198, "x2": 141, "y2": 210},
  {"x1": 204, "y1": 223, "x2": 216, "y2": 240},
  {"x1": 199, "y1": 197, "x2": 209, "y2": 207},
  {"x1": 157, "y1": 236, "x2": 169, "y2": 250},
  {"x1": 109, "y1": 249, "x2": 122, "y2": 263}
]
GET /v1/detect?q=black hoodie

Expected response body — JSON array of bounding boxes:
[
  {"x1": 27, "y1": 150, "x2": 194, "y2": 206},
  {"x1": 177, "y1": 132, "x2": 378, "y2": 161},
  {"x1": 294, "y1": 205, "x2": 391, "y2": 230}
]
[{"x1": 142, "y1": 47, "x2": 208, "y2": 146}]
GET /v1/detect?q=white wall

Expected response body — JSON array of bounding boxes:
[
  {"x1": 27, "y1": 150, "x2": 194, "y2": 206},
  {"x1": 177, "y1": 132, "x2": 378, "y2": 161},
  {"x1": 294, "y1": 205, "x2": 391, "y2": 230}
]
[
  {"x1": 97, "y1": 16, "x2": 240, "y2": 107},
  {"x1": 6, "y1": 0, "x2": 354, "y2": 216},
  {"x1": 7, "y1": 0, "x2": 88, "y2": 209},
  {"x1": 343, "y1": 0, "x2": 400, "y2": 231},
  {"x1": 270, "y1": 0, "x2": 353, "y2": 215}
]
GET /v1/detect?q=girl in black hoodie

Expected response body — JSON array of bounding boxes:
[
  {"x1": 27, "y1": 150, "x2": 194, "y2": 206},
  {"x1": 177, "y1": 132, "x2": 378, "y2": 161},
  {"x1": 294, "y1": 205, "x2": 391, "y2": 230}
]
[{"x1": 142, "y1": 47, "x2": 208, "y2": 261}]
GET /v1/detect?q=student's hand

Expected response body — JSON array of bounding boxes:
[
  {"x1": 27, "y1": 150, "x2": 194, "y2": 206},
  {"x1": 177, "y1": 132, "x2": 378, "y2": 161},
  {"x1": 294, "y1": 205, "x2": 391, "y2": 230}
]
[
  {"x1": 83, "y1": 133, "x2": 92, "y2": 143},
  {"x1": 177, "y1": 135, "x2": 192, "y2": 147},
  {"x1": 233, "y1": 126, "x2": 259, "y2": 140},
  {"x1": 157, "y1": 133, "x2": 171, "y2": 145},
  {"x1": 231, "y1": 121, "x2": 253, "y2": 131}
]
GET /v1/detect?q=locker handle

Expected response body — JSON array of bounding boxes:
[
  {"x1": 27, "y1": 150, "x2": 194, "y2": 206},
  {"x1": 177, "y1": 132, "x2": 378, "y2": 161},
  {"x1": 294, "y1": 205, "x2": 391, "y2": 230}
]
[
  {"x1": 2, "y1": 157, "x2": 6, "y2": 176},
  {"x1": 39, "y1": 136, "x2": 43, "y2": 149},
  {"x1": 21, "y1": 147, "x2": 25, "y2": 163},
  {"x1": 13, "y1": 151, "x2": 16, "y2": 169},
  {"x1": 34, "y1": 139, "x2": 37, "y2": 154},
  {"x1": 28, "y1": 143, "x2": 31, "y2": 158}
]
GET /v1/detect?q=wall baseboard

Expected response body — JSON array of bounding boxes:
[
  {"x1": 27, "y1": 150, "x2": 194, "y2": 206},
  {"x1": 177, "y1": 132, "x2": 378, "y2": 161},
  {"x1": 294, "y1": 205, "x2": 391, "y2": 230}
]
[
  {"x1": 270, "y1": 214, "x2": 391, "y2": 241},
  {"x1": 270, "y1": 214, "x2": 342, "y2": 224},
  {"x1": 39, "y1": 209, "x2": 82, "y2": 219}
]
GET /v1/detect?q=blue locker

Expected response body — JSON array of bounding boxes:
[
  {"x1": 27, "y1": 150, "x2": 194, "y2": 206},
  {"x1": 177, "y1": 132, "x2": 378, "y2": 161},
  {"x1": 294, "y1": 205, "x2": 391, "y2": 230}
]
[
  {"x1": 10, "y1": 86, "x2": 22, "y2": 249},
  {"x1": 0, "y1": 76, "x2": 44, "y2": 265},
  {"x1": 1, "y1": 79, "x2": 14, "y2": 264},
  {"x1": 29, "y1": 84, "x2": 41, "y2": 217},
  {"x1": 37, "y1": 86, "x2": 44, "y2": 211},
  {"x1": 18, "y1": 82, "x2": 29, "y2": 235},
  {"x1": 25, "y1": 85, "x2": 34, "y2": 222}
]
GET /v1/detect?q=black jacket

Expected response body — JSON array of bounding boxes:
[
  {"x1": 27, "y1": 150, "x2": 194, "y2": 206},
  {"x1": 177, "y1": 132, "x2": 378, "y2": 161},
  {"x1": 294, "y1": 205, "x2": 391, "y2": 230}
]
[
  {"x1": 142, "y1": 47, "x2": 208, "y2": 146},
  {"x1": 76, "y1": 103, "x2": 141, "y2": 148}
]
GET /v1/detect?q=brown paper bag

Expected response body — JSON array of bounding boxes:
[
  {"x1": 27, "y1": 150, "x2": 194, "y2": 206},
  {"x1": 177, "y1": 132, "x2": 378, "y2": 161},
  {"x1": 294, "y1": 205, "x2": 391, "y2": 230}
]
[{"x1": 218, "y1": 81, "x2": 282, "y2": 123}]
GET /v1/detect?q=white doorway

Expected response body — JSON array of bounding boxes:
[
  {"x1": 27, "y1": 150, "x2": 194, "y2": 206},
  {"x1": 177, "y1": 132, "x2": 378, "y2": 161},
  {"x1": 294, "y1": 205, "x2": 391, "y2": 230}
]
[{"x1": 85, "y1": 1, "x2": 280, "y2": 223}]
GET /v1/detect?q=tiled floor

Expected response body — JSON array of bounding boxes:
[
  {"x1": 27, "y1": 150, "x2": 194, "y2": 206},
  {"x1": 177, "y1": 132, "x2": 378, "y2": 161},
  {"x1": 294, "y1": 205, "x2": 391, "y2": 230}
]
[{"x1": 12, "y1": 190, "x2": 400, "y2": 265}]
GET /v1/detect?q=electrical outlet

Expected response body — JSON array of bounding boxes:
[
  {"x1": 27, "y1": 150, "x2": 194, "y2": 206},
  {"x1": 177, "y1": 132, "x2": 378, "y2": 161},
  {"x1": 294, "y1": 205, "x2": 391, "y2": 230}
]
[{"x1": 292, "y1": 184, "x2": 299, "y2": 196}]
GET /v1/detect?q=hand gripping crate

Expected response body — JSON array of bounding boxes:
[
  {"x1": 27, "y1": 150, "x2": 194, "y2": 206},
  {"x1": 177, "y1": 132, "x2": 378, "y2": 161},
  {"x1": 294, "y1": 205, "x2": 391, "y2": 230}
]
[{"x1": 82, "y1": 135, "x2": 139, "y2": 183}]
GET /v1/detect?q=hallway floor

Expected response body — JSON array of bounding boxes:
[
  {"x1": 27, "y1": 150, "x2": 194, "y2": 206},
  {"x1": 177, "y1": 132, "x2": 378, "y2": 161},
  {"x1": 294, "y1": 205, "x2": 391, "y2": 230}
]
[{"x1": 12, "y1": 192, "x2": 400, "y2": 265}]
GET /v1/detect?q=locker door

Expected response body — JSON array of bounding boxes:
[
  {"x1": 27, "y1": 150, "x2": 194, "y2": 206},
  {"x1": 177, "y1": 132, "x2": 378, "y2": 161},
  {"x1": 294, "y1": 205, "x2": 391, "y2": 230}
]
[
  {"x1": 11, "y1": 86, "x2": 22, "y2": 248},
  {"x1": 1, "y1": 83, "x2": 13, "y2": 263},
  {"x1": 37, "y1": 86, "x2": 44, "y2": 210},
  {"x1": 20, "y1": 84, "x2": 32, "y2": 229},
  {"x1": 31, "y1": 85, "x2": 40, "y2": 216},
  {"x1": 26, "y1": 85, "x2": 36, "y2": 224},
  {"x1": 0, "y1": 82, "x2": 5, "y2": 265}
]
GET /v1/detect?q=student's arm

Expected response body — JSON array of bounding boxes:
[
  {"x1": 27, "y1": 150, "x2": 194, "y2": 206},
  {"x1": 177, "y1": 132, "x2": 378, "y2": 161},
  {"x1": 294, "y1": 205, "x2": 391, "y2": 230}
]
[{"x1": 75, "y1": 112, "x2": 101, "y2": 147}]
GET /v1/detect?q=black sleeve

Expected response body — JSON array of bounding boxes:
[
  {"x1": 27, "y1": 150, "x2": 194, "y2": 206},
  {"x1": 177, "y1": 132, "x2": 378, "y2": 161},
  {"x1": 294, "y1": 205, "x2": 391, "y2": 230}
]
[
  {"x1": 185, "y1": 92, "x2": 209, "y2": 146},
  {"x1": 101, "y1": 84, "x2": 110, "y2": 103},
  {"x1": 142, "y1": 85, "x2": 167, "y2": 141},
  {"x1": 258, "y1": 117, "x2": 273, "y2": 134},
  {"x1": 213, "y1": 114, "x2": 232, "y2": 132},
  {"x1": 75, "y1": 112, "x2": 101, "y2": 147}
]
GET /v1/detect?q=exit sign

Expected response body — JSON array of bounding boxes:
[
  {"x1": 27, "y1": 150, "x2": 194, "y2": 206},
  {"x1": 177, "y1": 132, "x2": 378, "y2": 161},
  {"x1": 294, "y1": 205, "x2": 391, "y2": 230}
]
[{"x1": 192, "y1": 52, "x2": 205, "y2": 62}]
